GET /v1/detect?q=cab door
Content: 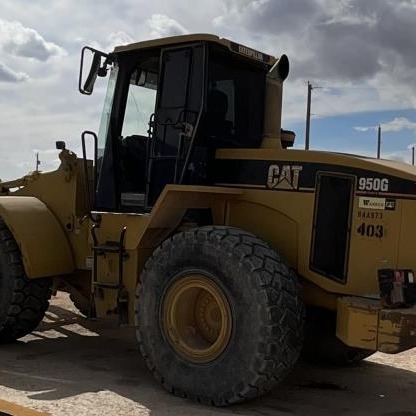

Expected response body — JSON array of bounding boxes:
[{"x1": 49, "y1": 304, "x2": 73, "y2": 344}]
[{"x1": 146, "y1": 44, "x2": 205, "y2": 206}]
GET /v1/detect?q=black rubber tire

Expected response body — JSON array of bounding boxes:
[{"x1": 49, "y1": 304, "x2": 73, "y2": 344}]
[
  {"x1": 0, "y1": 219, "x2": 52, "y2": 343},
  {"x1": 136, "y1": 226, "x2": 304, "y2": 406},
  {"x1": 302, "y1": 306, "x2": 373, "y2": 366}
]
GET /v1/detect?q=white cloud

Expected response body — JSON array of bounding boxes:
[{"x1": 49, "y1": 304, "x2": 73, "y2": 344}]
[
  {"x1": 0, "y1": 0, "x2": 414, "y2": 180},
  {"x1": 0, "y1": 19, "x2": 66, "y2": 61},
  {"x1": 381, "y1": 117, "x2": 416, "y2": 133},
  {"x1": 354, "y1": 126, "x2": 373, "y2": 132},
  {"x1": 380, "y1": 150, "x2": 408, "y2": 163},
  {"x1": 214, "y1": 0, "x2": 416, "y2": 111},
  {"x1": 33, "y1": 148, "x2": 60, "y2": 155},
  {"x1": 0, "y1": 61, "x2": 28, "y2": 83},
  {"x1": 354, "y1": 117, "x2": 416, "y2": 134},
  {"x1": 145, "y1": 14, "x2": 188, "y2": 38},
  {"x1": 106, "y1": 31, "x2": 135, "y2": 51}
]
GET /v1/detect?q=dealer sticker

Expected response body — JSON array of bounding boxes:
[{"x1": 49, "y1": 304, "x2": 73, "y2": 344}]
[{"x1": 358, "y1": 197, "x2": 396, "y2": 210}]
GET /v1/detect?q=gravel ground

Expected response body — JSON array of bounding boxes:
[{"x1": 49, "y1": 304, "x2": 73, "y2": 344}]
[{"x1": 0, "y1": 292, "x2": 415, "y2": 416}]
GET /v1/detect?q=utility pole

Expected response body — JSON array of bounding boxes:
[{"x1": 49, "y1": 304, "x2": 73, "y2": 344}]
[
  {"x1": 377, "y1": 125, "x2": 381, "y2": 159},
  {"x1": 35, "y1": 152, "x2": 41, "y2": 172},
  {"x1": 305, "y1": 81, "x2": 312, "y2": 150},
  {"x1": 412, "y1": 146, "x2": 415, "y2": 166}
]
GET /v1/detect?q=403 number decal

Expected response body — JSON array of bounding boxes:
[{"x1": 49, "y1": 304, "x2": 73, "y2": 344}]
[{"x1": 357, "y1": 222, "x2": 384, "y2": 238}]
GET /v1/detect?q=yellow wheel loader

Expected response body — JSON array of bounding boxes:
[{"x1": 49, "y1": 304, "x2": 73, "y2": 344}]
[{"x1": 0, "y1": 34, "x2": 416, "y2": 405}]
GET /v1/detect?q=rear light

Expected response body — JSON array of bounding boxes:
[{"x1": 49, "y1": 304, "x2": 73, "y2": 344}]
[{"x1": 378, "y1": 269, "x2": 416, "y2": 308}]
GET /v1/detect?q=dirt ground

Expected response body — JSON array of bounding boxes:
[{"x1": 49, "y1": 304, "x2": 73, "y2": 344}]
[{"x1": 0, "y1": 292, "x2": 415, "y2": 416}]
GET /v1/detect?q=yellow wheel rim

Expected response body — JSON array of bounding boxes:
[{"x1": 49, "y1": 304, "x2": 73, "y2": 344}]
[{"x1": 162, "y1": 274, "x2": 232, "y2": 363}]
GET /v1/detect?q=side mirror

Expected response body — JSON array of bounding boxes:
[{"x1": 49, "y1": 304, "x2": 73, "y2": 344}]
[
  {"x1": 79, "y1": 46, "x2": 110, "y2": 95},
  {"x1": 56, "y1": 140, "x2": 66, "y2": 150}
]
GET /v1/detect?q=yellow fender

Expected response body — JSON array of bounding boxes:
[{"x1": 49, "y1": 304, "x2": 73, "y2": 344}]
[{"x1": 0, "y1": 196, "x2": 74, "y2": 278}]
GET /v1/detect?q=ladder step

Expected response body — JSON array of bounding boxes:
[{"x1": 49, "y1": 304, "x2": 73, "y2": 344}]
[
  {"x1": 93, "y1": 282, "x2": 120, "y2": 289},
  {"x1": 93, "y1": 242, "x2": 122, "y2": 253}
]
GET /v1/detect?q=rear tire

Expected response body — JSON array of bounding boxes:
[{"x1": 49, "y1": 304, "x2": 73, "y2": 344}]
[
  {"x1": 136, "y1": 226, "x2": 304, "y2": 405},
  {"x1": 302, "y1": 306, "x2": 373, "y2": 366},
  {"x1": 0, "y1": 219, "x2": 51, "y2": 343}
]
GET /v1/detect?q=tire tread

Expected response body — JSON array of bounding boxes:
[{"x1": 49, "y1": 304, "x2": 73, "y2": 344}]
[
  {"x1": 136, "y1": 226, "x2": 304, "y2": 406},
  {"x1": 0, "y1": 219, "x2": 51, "y2": 342}
]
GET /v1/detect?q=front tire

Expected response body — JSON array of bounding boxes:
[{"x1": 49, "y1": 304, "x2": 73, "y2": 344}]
[
  {"x1": 136, "y1": 226, "x2": 304, "y2": 405},
  {"x1": 0, "y1": 219, "x2": 51, "y2": 343}
]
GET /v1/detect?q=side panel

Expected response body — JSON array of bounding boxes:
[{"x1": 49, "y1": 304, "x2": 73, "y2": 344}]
[
  {"x1": 0, "y1": 197, "x2": 74, "y2": 278},
  {"x1": 347, "y1": 195, "x2": 401, "y2": 295},
  {"x1": 215, "y1": 149, "x2": 416, "y2": 297},
  {"x1": 227, "y1": 200, "x2": 298, "y2": 268}
]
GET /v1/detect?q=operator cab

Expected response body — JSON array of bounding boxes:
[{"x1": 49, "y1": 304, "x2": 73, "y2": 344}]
[{"x1": 79, "y1": 35, "x2": 288, "y2": 213}]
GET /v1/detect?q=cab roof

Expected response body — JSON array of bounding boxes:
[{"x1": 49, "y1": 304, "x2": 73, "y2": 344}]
[{"x1": 113, "y1": 33, "x2": 277, "y2": 67}]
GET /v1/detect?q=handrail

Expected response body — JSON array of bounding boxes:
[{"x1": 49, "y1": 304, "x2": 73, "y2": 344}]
[{"x1": 81, "y1": 130, "x2": 99, "y2": 222}]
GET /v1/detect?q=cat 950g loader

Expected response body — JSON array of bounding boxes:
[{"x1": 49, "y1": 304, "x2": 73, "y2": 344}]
[{"x1": 0, "y1": 34, "x2": 416, "y2": 406}]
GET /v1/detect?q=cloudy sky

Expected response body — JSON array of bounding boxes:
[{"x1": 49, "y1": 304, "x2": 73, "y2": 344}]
[{"x1": 0, "y1": 0, "x2": 415, "y2": 180}]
